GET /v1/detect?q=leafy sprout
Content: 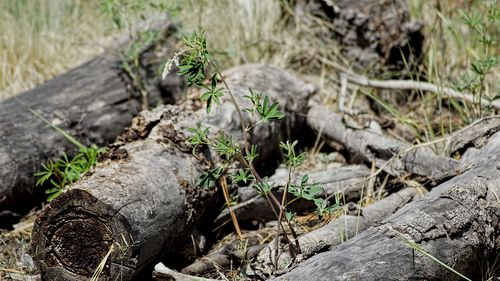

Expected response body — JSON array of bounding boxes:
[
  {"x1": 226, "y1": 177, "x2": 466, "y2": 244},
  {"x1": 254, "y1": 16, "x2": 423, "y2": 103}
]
[
  {"x1": 177, "y1": 31, "x2": 211, "y2": 86},
  {"x1": 200, "y1": 74, "x2": 224, "y2": 113},
  {"x1": 244, "y1": 89, "x2": 285, "y2": 122},
  {"x1": 197, "y1": 166, "x2": 224, "y2": 189},
  {"x1": 35, "y1": 145, "x2": 106, "y2": 201},
  {"x1": 232, "y1": 169, "x2": 254, "y2": 185},
  {"x1": 280, "y1": 140, "x2": 306, "y2": 168},
  {"x1": 215, "y1": 133, "x2": 240, "y2": 160},
  {"x1": 188, "y1": 122, "x2": 210, "y2": 153}
]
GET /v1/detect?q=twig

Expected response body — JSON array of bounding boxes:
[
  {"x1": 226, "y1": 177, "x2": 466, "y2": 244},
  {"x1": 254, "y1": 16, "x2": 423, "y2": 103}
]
[
  {"x1": 340, "y1": 72, "x2": 500, "y2": 110},
  {"x1": 220, "y1": 176, "x2": 243, "y2": 239}
]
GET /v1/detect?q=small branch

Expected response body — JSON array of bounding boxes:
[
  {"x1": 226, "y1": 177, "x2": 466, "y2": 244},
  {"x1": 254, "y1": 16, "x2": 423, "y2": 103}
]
[
  {"x1": 153, "y1": 263, "x2": 218, "y2": 281},
  {"x1": 341, "y1": 73, "x2": 500, "y2": 110}
]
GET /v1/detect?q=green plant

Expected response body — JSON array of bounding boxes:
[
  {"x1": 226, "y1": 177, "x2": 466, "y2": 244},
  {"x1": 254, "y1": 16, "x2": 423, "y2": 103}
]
[
  {"x1": 17, "y1": 98, "x2": 107, "y2": 201},
  {"x1": 121, "y1": 30, "x2": 160, "y2": 110},
  {"x1": 453, "y1": 3, "x2": 500, "y2": 118},
  {"x1": 35, "y1": 145, "x2": 106, "y2": 201},
  {"x1": 165, "y1": 31, "x2": 339, "y2": 269},
  {"x1": 100, "y1": 0, "x2": 182, "y2": 110}
]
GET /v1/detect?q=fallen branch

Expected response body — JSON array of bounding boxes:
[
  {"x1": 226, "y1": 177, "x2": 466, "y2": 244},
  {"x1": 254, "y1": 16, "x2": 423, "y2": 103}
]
[
  {"x1": 257, "y1": 187, "x2": 421, "y2": 271},
  {"x1": 273, "y1": 120, "x2": 500, "y2": 281},
  {"x1": 308, "y1": 104, "x2": 461, "y2": 183},
  {"x1": 0, "y1": 19, "x2": 183, "y2": 228},
  {"x1": 341, "y1": 72, "x2": 500, "y2": 110},
  {"x1": 153, "y1": 263, "x2": 218, "y2": 281}
]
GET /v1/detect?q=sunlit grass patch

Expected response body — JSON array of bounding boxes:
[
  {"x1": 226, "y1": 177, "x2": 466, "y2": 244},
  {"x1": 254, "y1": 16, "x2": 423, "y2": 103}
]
[{"x1": 0, "y1": 0, "x2": 115, "y2": 101}]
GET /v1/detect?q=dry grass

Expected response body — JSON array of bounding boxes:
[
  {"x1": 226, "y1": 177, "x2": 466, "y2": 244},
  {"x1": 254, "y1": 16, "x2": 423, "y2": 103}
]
[
  {"x1": 175, "y1": 0, "x2": 348, "y2": 112},
  {"x1": 0, "y1": 0, "x2": 116, "y2": 101}
]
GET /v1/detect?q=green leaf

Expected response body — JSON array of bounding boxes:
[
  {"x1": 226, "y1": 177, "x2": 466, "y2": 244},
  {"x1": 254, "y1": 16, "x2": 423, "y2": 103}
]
[
  {"x1": 214, "y1": 133, "x2": 239, "y2": 160},
  {"x1": 231, "y1": 169, "x2": 254, "y2": 185},
  {"x1": 200, "y1": 76, "x2": 224, "y2": 114},
  {"x1": 253, "y1": 177, "x2": 273, "y2": 195},
  {"x1": 244, "y1": 89, "x2": 285, "y2": 122},
  {"x1": 197, "y1": 167, "x2": 223, "y2": 189},
  {"x1": 279, "y1": 140, "x2": 306, "y2": 168},
  {"x1": 244, "y1": 144, "x2": 259, "y2": 165},
  {"x1": 187, "y1": 122, "x2": 210, "y2": 153},
  {"x1": 258, "y1": 96, "x2": 285, "y2": 121}
]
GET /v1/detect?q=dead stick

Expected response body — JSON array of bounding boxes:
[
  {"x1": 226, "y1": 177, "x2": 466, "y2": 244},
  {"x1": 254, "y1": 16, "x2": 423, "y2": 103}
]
[{"x1": 341, "y1": 72, "x2": 500, "y2": 110}]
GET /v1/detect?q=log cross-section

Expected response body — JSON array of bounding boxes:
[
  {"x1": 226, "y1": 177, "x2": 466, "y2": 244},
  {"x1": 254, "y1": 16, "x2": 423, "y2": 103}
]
[{"x1": 31, "y1": 64, "x2": 315, "y2": 281}]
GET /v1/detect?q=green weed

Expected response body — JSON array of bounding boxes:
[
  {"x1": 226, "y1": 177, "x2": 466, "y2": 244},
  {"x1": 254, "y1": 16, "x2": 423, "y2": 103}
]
[
  {"x1": 15, "y1": 98, "x2": 107, "y2": 202},
  {"x1": 167, "y1": 31, "x2": 340, "y2": 269},
  {"x1": 34, "y1": 145, "x2": 106, "y2": 201}
]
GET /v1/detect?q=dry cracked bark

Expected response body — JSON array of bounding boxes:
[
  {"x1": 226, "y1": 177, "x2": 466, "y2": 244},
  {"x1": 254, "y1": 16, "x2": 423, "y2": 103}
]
[
  {"x1": 30, "y1": 64, "x2": 314, "y2": 281},
  {"x1": 308, "y1": 103, "x2": 461, "y2": 183},
  {"x1": 292, "y1": 0, "x2": 423, "y2": 71},
  {"x1": 0, "y1": 22, "x2": 183, "y2": 228},
  {"x1": 273, "y1": 118, "x2": 500, "y2": 281}
]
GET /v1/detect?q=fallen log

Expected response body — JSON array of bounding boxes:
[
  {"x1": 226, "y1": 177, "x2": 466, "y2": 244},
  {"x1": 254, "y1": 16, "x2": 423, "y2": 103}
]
[
  {"x1": 215, "y1": 165, "x2": 372, "y2": 226},
  {"x1": 0, "y1": 22, "x2": 184, "y2": 228},
  {"x1": 31, "y1": 64, "x2": 314, "y2": 281},
  {"x1": 307, "y1": 103, "x2": 461, "y2": 183},
  {"x1": 273, "y1": 118, "x2": 500, "y2": 280},
  {"x1": 256, "y1": 187, "x2": 420, "y2": 271}
]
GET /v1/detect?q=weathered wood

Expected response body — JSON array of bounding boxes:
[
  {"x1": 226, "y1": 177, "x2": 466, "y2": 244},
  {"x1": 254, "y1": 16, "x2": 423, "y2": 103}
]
[
  {"x1": 293, "y1": 0, "x2": 423, "y2": 71},
  {"x1": 273, "y1": 119, "x2": 500, "y2": 281},
  {"x1": 308, "y1": 103, "x2": 461, "y2": 183},
  {"x1": 215, "y1": 165, "x2": 372, "y2": 226},
  {"x1": 153, "y1": 263, "x2": 217, "y2": 281},
  {"x1": 257, "y1": 187, "x2": 420, "y2": 271},
  {"x1": 31, "y1": 64, "x2": 314, "y2": 281},
  {"x1": 0, "y1": 24, "x2": 184, "y2": 228},
  {"x1": 179, "y1": 233, "x2": 267, "y2": 276}
]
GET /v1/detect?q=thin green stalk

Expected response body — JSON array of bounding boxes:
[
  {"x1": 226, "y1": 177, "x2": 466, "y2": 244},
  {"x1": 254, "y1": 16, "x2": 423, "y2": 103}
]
[
  {"x1": 274, "y1": 166, "x2": 293, "y2": 268},
  {"x1": 211, "y1": 62, "x2": 250, "y2": 153},
  {"x1": 14, "y1": 97, "x2": 85, "y2": 150},
  {"x1": 396, "y1": 232, "x2": 472, "y2": 281}
]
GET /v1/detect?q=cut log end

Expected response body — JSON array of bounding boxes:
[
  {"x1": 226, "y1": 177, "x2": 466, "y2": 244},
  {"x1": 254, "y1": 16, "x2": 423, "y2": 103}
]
[{"x1": 32, "y1": 189, "x2": 134, "y2": 279}]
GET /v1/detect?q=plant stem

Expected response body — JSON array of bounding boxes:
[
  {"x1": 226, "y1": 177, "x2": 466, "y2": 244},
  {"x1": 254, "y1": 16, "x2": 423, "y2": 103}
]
[
  {"x1": 274, "y1": 166, "x2": 293, "y2": 268},
  {"x1": 238, "y1": 156, "x2": 302, "y2": 256},
  {"x1": 210, "y1": 62, "x2": 250, "y2": 153}
]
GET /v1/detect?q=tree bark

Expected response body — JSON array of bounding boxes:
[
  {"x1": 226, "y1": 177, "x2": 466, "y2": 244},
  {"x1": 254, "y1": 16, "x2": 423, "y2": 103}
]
[
  {"x1": 31, "y1": 64, "x2": 315, "y2": 281},
  {"x1": 292, "y1": 0, "x2": 423, "y2": 71},
  {"x1": 273, "y1": 119, "x2": 500, "y2": 281},
  {"x1": 307, "y1": 103, "x2": 461, "y2": 183},
  {"x1": 0, "y1": 23, "x2": 183, "y2": 228}
]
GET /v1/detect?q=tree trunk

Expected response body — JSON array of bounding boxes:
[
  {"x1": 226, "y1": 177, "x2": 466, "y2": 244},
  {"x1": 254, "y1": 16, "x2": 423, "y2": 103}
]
[
  {"x1": 31, "y1": 64, "x2": 315, "y2": 281},
  {"x1": 273, "y1": 119, "x2": 500, "y2": 281},
  {"x1": 0, "y1": 23, "x2": 183, "y2": 228}
]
